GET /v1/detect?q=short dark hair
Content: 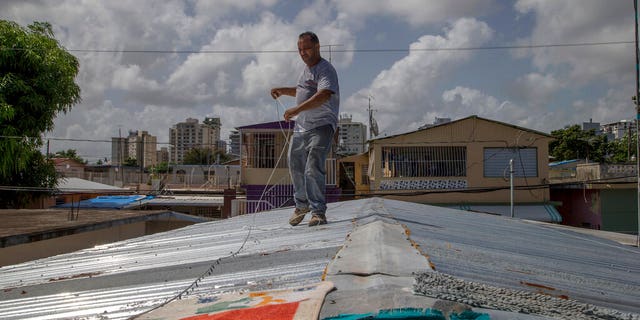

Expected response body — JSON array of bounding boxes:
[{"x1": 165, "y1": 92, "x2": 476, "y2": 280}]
[{"x1": 299, "y1": 31, "x2": 319, "y2": 44}]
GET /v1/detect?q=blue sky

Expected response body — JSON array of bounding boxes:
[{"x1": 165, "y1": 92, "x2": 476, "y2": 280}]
[{"x1": 1, "y1": 0, "x2": 636, "y2": 162}]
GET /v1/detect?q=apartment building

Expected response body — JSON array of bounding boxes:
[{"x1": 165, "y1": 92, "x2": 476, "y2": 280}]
[
  {"x1": 111, "y1": 130, "x2": 157, "y2": 168},
  {"x1": 601, "y1": 119, "x2": 635, "y2": 141},
  {"x1": 229, "y1": 130, "x2": 241, "y2": 157},
  {"x1": 337, "y1": 114, "x2": 367, "y2": 156},
  {"x1": 169, "y1": 117, "x2": 221, "y2": 164}
]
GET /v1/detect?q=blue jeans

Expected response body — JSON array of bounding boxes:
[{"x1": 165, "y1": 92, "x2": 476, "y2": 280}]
[{"x1": 288, "y1": 124, "x2": 334, "y2": 214}]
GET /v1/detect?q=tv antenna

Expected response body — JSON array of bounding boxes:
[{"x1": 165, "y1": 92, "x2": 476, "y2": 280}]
[{"x1": 321, "y1": 44, "x2": 343, "y2": 63}]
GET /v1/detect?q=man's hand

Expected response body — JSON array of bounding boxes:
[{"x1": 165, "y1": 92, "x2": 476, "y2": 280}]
[
  {"x1": 283, "y1": 106, "x2": 299, "y2": 122},
  {"x1": 271, "y1": 88, "x2": 282, "y2": 99},
  {"x1": 271, "y1": 87, "x2": 295, "y2": 99}
]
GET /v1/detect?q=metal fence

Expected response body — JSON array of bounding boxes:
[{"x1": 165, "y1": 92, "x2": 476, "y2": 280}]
[
  {"x1": 60, "y1": 166, "x2": 242, "y2": 191},
  {"x1": 231, "y1": 199, "x2": 274, "y2": 216},
  {"x1": 381, "y1": 146, "x2": 466, "y2": 178}
]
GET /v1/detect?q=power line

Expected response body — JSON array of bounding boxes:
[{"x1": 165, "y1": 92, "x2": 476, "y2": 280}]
[{"x1": 0, "y1": 40, "x2": 632, "y2": 54}]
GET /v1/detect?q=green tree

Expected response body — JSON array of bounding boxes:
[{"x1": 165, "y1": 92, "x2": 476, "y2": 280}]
[
  {"x1": 0, "y1": 20, "x2": 80, "y2": 208},
  {"x1": 149, "y1": 161, "x2": 171, "y2": 173},
  {"x1": 123, "y1": 157, "x2": 138, "y2": 167},
  {"x1": 608, "y1": 132, "x2": 637, "y2": 163},
  {"x1": 184, "y1": 148, "x2": 231, "y2": 165},
  {"x1": 549, "y1": 125, "x2": 609, "y2": 163},
  {"x1": 53, "y1": 149, "x2": 86, "y2": 164}
]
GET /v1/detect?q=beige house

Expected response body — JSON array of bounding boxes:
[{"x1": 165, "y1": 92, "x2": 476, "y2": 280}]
[{"x1": 340, "y1": 116, "x2": 559, "y2": 221}]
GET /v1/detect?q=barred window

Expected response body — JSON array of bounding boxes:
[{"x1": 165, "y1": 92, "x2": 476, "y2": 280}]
[
  {"x1": 381, "y1": 146, "x2": 466, "y2": 178},
  {"x1": 242, "y1": 132, "x2": 288, "y2": 169}
]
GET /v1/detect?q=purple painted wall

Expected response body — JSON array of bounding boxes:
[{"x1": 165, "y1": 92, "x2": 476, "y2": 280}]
[{"x1": 243, "y1": 184, "x2": 341, "y2": 214}]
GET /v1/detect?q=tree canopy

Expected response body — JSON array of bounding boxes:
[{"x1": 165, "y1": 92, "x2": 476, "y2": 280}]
[
  {"x1": 53, "y1": 149, "x2": 86, "y2": 164},
  {"x1": 549, "y1": 124, "x2": 634, "y2": 164},
  {"x1": 0, "y1": 20, "x2": 81, "y2": 207},
  {"x1": 184, "y1": 147, "x2": 231, "y2": 165}
]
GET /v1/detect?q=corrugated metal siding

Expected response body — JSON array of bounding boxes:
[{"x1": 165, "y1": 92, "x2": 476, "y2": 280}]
[
  {"x1": 484, "y1": 147, "x2": 538, "y2": 177},
  {"x1": 0, "y1": 202, "x2": 358, "y2": 320}
]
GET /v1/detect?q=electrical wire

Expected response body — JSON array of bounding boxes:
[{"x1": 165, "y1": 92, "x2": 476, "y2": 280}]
[{"x1": 0, "y1": 40, "x2": 632, "y2": 54}]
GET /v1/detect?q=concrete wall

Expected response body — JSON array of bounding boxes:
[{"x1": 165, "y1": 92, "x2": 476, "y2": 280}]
[
  {"x1": 551, "y1": 186, "x2": 638, "y2": 234},
  {"x1": 601, "y1": 189, "x2": 638, "y2": 234},
  {"x1": 552, "y1": 188, "x2": 602, "y2": 230}
]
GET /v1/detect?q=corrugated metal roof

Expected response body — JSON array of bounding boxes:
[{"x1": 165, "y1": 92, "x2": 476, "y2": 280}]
[
  {"x1": 0, "y1": 201, "x2": 358, "y2": 319},
  {"x1": 57, "y1": 177, "x2": 130, "y2": 192},
  {"x1": 454, "y1": 204, "x2": 563, "y2": 223},
  {"x1": 0, "y1": 198, "x2": 639, "y2": 319},
  {"x1": 144, "y1": 196, "x2": 224, "y2": 207},
  {"x1": 391, "y1": 200, "x2": 640, "y2": 315}
]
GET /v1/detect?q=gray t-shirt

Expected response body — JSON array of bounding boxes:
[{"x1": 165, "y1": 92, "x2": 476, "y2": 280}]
[{"x1": 294, "y1": 58, "x2": 340, "y2": 132}]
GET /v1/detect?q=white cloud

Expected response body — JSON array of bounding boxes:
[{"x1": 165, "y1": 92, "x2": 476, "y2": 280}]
[
  {"x1": 442, "y1": 86, "x2": 527, "y2": 123},
  {"x1": 332, "y1": 0, "x2": 497, "y2": 27},
  {"x1": 514, "y1": 0, "x2": 633, "y2": 85},
  {"x1": 511, "y1": 72, "x2": 563, "y2": 105},
  {"x1": 344, "y1": 18, "x2": 494, "y2": 135},
  {"x1": 111, "y1": 65, "x2": 160, "y2": 92}
]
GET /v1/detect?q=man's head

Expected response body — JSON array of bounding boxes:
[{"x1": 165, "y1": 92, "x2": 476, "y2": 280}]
[{"x1": 298, "y1": 31, "x2": 321, "y2": 67}]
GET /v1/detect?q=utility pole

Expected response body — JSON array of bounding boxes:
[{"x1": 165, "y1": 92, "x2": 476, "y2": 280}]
[
  {"x1": 322, "y1": 44, "x2": 342, "y2": 63},
  {"x1": 510, "y1": 159, "x2": 515, "y2": 218},
  {"x1": 368, "y1": 96, "x2": 379, "y2": 140},
  {"x1": 635, "y1": 0, "x2": 640, "y2": 247}
]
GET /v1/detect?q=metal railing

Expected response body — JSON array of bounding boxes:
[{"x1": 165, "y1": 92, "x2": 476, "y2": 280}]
[{"x1": 231, "y1": 199, "x2": 274, "y2": 216}]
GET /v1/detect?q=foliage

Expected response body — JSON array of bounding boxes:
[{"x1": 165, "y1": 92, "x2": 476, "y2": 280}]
[
  {"x1": 149, "y1": 161, "x2": 171, "y2": 173},
  {"x1": 0, "y1": 20, "x2": 80, "y2": 207},
  {"x1": 550, "y1": 125, "x2": 610, "y2": 162},
  {"x1": 607, "y1": 132, "x2": 637, "y2": 163},
  {"x1": 53, "y1": 149, "x2": 87, "y2": 164},
  {"x1": 549, "y1": 124, "x2": 634, "y2": 164},
  {"x1": 183, "y1": 147, "x2": 231, "y2": 165},
  {"x1": 0, "y1": 150, "x2": 56, "y2": 208},
  {"x1": 123, "y1": 157, "x2": 138, "y2": 167}
]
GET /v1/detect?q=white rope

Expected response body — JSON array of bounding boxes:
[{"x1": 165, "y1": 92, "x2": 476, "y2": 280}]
[{"x1": 129, "y1": 98, "x2": 295, "y2": 319}]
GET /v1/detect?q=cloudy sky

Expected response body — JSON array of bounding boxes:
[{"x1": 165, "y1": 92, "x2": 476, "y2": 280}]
[{"x1": 1, "y1": 0, "x2": 637, "y2": 163}]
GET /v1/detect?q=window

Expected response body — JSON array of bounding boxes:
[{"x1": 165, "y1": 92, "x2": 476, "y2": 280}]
[
  {"x1": 381, "y1": 146, "x2": 466, "y2": 178},
  {"x1": 242, "y1": 132, "x2": 288, "y2": 169},
  {"x1": 483, "y1": 147, "x2": 538, "y2": 177}
]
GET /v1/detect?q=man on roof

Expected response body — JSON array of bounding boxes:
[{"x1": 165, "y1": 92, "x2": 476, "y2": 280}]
[{"x1": 270, "y1": 31, "x2": 340, "y2": 227}]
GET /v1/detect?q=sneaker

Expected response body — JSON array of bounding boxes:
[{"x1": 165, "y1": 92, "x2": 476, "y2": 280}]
[
  {"x1": 308, "y1": 213, "x2": 327, "y2": 226},
  {"x1": 289, "y1": 207, "x2": 310, "y2": 226}
]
